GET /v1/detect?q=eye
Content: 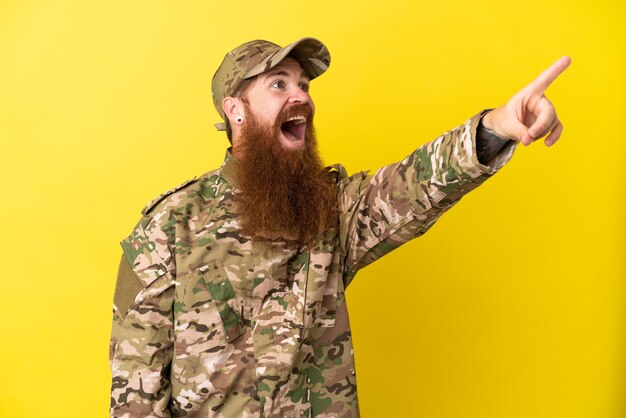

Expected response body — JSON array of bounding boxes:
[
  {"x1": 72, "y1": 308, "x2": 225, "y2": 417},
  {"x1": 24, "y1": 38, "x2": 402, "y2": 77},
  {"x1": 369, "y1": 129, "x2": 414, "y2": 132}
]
[
  {"x1": 270, "y1": 80, "x2": 285, "y2": 89},
  {"x1": 299, "y1": 82, "x2": 310, "y2": 92}
]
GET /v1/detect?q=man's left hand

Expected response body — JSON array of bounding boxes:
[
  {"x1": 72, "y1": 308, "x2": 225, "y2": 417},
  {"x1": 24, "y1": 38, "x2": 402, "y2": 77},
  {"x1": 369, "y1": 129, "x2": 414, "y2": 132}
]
[{"x1": 481, "y1": 56, "x2": 572, "y2": 147}]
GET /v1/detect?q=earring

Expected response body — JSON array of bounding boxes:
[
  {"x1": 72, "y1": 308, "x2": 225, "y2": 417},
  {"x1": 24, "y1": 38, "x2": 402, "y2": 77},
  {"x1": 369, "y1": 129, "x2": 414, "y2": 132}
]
[{"x1": 236, "y1": 116, "x2": 244, "y2": 123}]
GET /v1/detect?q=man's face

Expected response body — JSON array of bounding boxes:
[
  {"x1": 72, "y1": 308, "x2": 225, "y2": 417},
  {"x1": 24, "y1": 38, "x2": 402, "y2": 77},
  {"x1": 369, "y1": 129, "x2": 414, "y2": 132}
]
[{"x1": 241, "y1": 57, "x2": 315, "y2": 151}]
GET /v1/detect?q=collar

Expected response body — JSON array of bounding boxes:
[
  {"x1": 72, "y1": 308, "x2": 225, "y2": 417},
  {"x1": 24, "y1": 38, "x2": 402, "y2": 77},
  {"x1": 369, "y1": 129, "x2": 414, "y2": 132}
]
[{"x1": 219, "y1": 148, "x2": 240, "y2": 188}]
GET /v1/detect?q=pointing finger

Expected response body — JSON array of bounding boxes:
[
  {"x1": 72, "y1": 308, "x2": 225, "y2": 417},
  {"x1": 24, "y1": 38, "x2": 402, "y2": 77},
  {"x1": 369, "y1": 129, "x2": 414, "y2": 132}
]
[{"x1": 528, "y1": 56, "x2": 572, "y2": 93}]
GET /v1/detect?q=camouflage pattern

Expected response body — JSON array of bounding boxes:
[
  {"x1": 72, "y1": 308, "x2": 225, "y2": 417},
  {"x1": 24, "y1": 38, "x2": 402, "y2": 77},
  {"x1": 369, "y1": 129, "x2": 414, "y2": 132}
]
[
  {"x1": 211, "y1": 38, "x2": 330, "y2": 129},
  {"x1": 110, "y1": 110, "x2": 516, "y2": 417}
]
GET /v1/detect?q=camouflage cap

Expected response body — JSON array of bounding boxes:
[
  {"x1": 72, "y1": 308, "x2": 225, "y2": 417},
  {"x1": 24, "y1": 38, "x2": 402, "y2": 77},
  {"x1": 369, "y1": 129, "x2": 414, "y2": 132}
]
[{"x1": 211, "y1": 37, "x2": 331, "y2": 131}]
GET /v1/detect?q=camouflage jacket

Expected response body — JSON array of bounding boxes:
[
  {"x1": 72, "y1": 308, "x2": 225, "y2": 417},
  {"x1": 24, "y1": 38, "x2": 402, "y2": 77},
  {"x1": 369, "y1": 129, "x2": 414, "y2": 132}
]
[{"x1": 110, "y1": 111, "x2": 516, "y2": 417}]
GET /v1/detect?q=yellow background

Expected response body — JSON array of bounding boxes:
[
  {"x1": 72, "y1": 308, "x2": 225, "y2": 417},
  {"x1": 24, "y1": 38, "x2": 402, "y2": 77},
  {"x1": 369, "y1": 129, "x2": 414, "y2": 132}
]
[{"x1": 1, "y1": 0, "x2": 624, "y2": 417}]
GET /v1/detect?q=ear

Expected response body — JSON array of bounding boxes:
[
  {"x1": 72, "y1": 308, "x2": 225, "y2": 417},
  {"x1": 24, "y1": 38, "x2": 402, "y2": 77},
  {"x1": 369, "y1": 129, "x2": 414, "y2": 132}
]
[{"x1": 222, "y1": 96, "x2": 245, "y2": 125}]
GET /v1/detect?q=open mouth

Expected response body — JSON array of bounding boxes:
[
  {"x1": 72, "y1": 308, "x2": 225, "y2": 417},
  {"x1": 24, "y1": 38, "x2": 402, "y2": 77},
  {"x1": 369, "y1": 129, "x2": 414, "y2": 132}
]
[{"x1": 280, "y1": 116, "x2": 307, "y2": 143}]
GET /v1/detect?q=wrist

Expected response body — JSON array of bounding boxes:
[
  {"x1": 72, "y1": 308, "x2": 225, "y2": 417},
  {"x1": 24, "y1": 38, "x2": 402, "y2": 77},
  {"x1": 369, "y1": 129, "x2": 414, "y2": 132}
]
[
  {"x1": 480, "y1": 108, "x2": 508, "y2": 140},
  {"x1": 476, "y1": 110, "x2": 510, "y2": 166},
  {"x1": 481, "y1": 109, "x2": 496, "y2": 131}
]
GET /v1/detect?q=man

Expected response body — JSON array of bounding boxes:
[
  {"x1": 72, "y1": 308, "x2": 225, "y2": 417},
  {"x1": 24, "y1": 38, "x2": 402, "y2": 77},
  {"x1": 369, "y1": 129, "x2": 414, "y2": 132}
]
[{"x1": 110, "y1": 38, "x2": 570, "y2": 417}]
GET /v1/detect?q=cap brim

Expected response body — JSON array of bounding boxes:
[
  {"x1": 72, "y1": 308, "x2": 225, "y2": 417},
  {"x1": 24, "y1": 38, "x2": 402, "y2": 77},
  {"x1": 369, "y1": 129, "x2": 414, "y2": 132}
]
[{"x1": 244, "y1": 37, "x2": 331, "y2": 81}]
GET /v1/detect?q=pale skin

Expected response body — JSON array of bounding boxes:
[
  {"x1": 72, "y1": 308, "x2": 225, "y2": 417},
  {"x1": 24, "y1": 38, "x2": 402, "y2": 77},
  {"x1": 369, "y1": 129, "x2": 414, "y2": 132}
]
[
  {"x1": 222, "y1": 58, "x2": 313, "y2": 158},
  {"x1": 222, "y1": 56, "x2": 572, "y2": 153},
  {"x1": 482, "y1": 56, "x2": 572, "y2": 146}
]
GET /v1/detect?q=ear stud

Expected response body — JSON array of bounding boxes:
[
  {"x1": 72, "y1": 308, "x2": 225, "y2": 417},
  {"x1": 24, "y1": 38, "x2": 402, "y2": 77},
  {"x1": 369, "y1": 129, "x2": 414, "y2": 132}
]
[{"x1": 236, "y1": 116, "x2": 244, "y2": 123}]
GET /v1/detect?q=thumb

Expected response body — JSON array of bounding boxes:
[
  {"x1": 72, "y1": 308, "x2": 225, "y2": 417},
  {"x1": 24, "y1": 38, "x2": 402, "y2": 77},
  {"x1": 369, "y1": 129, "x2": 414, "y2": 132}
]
[{"x1": 508, "y1": 119, "x2": 533, "y2": 146}]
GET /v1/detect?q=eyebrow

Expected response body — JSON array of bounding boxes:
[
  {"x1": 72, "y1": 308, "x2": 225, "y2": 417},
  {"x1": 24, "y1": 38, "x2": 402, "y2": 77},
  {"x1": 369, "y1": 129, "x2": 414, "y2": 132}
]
[{"x1": 263, "y1": 69, "x2": 310, "y2": 82}]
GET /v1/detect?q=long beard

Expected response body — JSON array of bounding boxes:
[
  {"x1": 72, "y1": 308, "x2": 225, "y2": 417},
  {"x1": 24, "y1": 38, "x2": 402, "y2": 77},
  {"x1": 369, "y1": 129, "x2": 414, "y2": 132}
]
[{"x1": 235, "y1": 104, "x2": 337, "y2": 245}]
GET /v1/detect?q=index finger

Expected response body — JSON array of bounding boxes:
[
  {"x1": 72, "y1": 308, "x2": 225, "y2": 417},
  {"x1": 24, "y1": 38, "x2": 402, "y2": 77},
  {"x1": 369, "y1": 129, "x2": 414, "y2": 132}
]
[{"x1": 528, "y1": 56, "x2": 572, "y2": 93}]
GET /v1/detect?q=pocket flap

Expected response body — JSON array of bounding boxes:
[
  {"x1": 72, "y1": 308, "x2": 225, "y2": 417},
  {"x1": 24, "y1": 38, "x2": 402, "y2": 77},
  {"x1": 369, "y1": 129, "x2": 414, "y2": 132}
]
[{"x1": 173, "y1": 266, "x2": 245, "y2": 359}]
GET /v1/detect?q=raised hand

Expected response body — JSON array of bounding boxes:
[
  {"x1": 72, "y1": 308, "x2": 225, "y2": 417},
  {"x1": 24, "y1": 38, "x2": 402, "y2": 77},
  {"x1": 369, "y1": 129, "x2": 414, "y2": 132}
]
[{"x1": 481, "y1": 56, "x2": 571, "y2": 146}]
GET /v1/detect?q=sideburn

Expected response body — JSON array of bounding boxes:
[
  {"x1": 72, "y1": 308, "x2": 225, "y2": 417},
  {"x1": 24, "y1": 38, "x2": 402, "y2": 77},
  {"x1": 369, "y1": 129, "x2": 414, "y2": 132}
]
[{"x1": 235, "y1": 110, "x2": 337, "y2": 245}]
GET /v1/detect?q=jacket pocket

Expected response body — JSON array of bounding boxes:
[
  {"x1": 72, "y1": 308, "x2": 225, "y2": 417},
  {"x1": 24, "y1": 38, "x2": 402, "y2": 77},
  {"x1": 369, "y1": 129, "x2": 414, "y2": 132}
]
[
  {"x1": 202, "y1": 260, "x2": 247, "y2": 343},
  {"x1": 267, "y1": 245, "x2": 339, "y2": 330},
  {"x1": 173, "y1": 261, "x2": 245, "y2": 359}
]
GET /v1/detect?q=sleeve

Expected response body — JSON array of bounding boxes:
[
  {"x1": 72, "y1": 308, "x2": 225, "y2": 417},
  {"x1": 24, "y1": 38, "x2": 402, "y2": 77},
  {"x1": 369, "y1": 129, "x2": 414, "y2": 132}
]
[
  {"x1": 338, "y1": 110, "x2": 516, "y2": 285},
  {"x1": 109, "y1": 217, "x2": 176, "y2": 418}
]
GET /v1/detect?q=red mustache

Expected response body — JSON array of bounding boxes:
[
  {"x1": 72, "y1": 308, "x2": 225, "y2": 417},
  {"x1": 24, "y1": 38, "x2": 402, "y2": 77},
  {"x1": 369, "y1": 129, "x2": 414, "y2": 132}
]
[{"x1": 277, "y1": 103, "x2": 314, "y2": 126}]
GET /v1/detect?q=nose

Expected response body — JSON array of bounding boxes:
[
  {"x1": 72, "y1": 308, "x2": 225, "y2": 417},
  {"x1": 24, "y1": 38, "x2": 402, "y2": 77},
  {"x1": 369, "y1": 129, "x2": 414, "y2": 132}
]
[{"x1": 288, "y1": 85, "x2": 311, "y2": 105}]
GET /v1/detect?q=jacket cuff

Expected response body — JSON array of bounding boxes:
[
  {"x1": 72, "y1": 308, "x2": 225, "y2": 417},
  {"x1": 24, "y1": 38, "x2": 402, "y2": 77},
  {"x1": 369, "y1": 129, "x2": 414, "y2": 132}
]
[{"x1": 459, "y1": 109, "x2": 517, "y2": 178}]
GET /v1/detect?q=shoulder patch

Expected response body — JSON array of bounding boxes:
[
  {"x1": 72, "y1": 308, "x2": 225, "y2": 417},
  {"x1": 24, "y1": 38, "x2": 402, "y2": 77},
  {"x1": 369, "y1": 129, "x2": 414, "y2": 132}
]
[
  {"x1": 141, "y1": 176, "x2": 197, "y2": 216},
  {"x1": 327, "y1": 164, "x2": 349, "y2": 182}
]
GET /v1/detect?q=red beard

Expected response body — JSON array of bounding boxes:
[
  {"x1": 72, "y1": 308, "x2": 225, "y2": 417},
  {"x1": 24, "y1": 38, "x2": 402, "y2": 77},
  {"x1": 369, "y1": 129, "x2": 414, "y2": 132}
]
[{"x1": 235, "y1": 103, "x2": 337, "y2": 245}]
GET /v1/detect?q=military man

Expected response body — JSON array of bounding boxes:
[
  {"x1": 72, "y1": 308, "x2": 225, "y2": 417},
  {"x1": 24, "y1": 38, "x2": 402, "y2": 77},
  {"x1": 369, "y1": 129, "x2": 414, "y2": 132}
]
[{"x1": 110, "y1": 38, "x2": 570, "y2": 417}]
